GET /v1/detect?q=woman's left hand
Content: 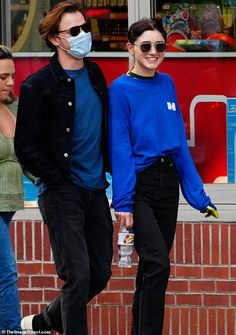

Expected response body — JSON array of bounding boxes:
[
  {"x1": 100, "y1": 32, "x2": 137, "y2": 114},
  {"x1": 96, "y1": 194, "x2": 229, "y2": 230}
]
[{"x1": 204, "y1": 204, "x2": 219, "y2": 218}]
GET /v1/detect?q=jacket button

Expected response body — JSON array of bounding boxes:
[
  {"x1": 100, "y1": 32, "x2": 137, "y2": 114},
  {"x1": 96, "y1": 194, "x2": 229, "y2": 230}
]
[
  {"x1": 67, "y1": 78, "x2": 72, "y2": 82},
  {"x1": 66, "y1": 128, "x2": 70, "y2": 132},
  {"x1": 64, "y1": 153, "x2": 69, "y2": 158},
  {"x1": 68, "y1": 101, "x2": 73, "y2": 106}
]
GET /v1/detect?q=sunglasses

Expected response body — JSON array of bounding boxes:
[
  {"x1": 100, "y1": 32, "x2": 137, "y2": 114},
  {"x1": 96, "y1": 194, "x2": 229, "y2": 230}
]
[
  {"x1": 58, "y1": 22, "x2": 91, "y2": 36},
  {"x1": 135, "y1": 41, "x2": 167, "y2": 53}
]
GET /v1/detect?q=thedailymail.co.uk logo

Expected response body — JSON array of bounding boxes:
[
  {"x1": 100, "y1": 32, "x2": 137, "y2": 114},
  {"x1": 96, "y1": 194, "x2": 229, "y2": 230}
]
[{"x1": 167, "y1": 102, "x2": 176, "y2": 111}]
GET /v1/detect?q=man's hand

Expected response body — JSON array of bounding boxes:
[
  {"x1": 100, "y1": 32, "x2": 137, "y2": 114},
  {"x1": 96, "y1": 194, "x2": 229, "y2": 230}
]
[{"x1": 115, "y1": 212, "x2": 133, "y2": 228}]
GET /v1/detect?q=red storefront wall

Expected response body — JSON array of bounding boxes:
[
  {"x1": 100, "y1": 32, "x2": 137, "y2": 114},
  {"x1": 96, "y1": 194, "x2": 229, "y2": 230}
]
[
  {"x1": 14, "y1": 56, "x2": 236, "y2": 183},
  {"x1": 13, "y1": 56, "x2": 236, "y2": 334}
]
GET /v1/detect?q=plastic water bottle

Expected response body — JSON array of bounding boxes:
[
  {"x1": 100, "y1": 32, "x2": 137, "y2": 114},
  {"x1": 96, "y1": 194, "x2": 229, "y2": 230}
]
[{"x1": 117, "y1": 226, "x2": 134, "y2": 268}]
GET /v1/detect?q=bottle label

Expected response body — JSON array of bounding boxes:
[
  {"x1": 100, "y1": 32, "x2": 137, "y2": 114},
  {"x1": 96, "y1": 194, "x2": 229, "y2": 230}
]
[{"x1": 118, "y1": 231, "x2": 134, "y2": 245}]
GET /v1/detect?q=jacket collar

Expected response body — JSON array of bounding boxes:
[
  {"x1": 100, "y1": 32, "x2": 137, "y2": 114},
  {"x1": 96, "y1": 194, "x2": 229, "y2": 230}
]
[
  {"x1": 49, "y1": 53, "x2": 70, "y2": 82},
  {"x1": 49, "y1": 53, "x2": 92, "y2": 82}
]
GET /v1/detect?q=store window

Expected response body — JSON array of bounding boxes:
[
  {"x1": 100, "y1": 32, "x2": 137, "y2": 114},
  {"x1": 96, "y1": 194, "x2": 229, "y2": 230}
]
[
  {"x1": 146, "y1": 0, "x2": 236, "y2": 186},
  {"x1": 152, "y1": 0, "x2": 236, "y2": 52},
  {"x1": 2, "y1": 0, "x2": 128, "y2": 52}
]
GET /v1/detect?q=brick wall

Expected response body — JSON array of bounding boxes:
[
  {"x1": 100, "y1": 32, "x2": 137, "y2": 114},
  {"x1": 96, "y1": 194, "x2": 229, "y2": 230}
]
[{"x1": 11, "y1": 219, "x2": 236, "y2": 335}]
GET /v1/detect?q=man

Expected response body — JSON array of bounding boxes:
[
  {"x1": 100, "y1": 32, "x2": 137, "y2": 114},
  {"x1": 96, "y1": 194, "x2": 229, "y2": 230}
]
[{"x1": 14, "y1": 1, "x2": 113, "y2": 335}]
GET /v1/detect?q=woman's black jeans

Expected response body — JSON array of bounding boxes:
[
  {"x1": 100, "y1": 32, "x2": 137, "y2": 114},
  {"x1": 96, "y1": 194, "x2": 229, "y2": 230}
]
[
  {"x1": 132, "y1": 156, "x2": 179, "y2": 335},
  {"x1": 38, "y1": 181, "x2": 113, "y2": 335}
]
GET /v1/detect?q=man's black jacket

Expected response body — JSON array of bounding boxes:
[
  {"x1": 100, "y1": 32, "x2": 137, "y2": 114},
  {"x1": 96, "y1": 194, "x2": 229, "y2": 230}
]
[{"x1": 14, "y1": 54, "x2": 109, "y2": 187}]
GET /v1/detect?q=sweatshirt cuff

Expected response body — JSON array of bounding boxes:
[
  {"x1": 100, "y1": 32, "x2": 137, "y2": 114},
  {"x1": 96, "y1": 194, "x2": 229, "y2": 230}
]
[
  {"x1": 200, "y1": 201, "x2": 217, "y2": 213},
  {"x1": 113, "y1": 205, "x2": 134, "y2": 213}
]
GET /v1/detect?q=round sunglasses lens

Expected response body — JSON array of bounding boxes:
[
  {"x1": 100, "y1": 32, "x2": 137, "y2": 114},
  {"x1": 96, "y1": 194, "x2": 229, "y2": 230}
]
[
  {"x1": 70, "y1": 26, "x2": 81, "y2": 36},
  {"x1": 82, "y1": 22, "x2": 90, "y2": 33},
  {"x1": 140, "y1": 43, "x2": 151, "y2": 53},
  {"x1": 156, "y1": 43, "x2": 166, "y2": 52}
]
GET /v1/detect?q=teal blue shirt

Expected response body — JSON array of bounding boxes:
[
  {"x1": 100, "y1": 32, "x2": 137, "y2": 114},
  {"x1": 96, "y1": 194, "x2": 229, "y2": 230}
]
[{"x1": 66, "y1": 67, "x2": 108, "y2": 190}]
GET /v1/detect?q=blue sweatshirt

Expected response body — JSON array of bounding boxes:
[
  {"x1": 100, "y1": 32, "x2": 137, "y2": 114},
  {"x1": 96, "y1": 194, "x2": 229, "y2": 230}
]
[{"x1": 108, "y1": 72, "x2": 211, "y2": 212}]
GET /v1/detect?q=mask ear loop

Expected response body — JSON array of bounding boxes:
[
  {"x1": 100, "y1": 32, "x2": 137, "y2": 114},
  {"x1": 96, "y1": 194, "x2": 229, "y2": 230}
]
[{"x1": 55, "y1": 35, "x2": 70, "y2": 53}]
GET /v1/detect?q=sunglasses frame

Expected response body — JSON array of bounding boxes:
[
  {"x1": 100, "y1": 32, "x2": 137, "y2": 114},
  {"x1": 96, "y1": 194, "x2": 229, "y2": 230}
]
[
  {"x1": 135, "y1": 41, "x2": 167, "y2": 53},
  {"x1": 58, "y1": 22, "x2": 91, "y2": 37}
]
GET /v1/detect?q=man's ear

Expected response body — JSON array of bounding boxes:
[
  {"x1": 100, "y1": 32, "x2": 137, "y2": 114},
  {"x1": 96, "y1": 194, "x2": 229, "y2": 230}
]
[{"x1": 48, "y1": 34, "x2": 59, "y2": 47}]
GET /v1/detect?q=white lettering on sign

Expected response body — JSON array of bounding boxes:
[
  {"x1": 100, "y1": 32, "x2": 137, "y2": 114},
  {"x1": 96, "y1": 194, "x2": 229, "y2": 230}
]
[{"x1": 229, "y1": 104, "x2": 236, "y2": 113}]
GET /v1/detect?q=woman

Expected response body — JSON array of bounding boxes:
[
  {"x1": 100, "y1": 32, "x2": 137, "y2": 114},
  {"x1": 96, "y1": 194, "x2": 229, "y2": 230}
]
[
  {"x1": 0, "y1": 45, "x2": 22, "y2": 331},
  {"x1": 108, "y1": 19, "x2": 218, "y2": 335}
]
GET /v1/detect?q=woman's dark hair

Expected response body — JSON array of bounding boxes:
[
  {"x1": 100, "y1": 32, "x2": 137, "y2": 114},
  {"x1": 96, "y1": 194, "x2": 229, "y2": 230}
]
[
  {"x1": 39, "y1": 0, "x2": 87, "y2": 51},
  {"x1": 128, "y1": 18, "x2": 166, "y2": 44},
  {"x1": 0, "y1": 45, "x2": 16, "y2": 104}
]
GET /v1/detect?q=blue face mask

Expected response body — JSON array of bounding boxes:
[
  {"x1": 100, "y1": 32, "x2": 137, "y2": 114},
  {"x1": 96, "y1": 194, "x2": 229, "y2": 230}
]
[{"x1": 58, "y1": 31, "x2": 92, "y2": 59}]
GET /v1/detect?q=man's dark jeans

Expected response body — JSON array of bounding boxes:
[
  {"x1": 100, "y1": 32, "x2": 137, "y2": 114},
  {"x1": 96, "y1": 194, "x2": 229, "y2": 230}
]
[
  {"x1": 132, "y1": 157, "x2": 179, "y2": 335},
  {"x1": 38, "y1": 181, "x2": 113, "y2": 335}
]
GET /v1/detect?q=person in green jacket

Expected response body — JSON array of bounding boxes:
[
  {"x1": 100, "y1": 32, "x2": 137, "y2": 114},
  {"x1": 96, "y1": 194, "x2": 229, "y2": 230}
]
[{"x1": 0, "y1": 45, "x2": 23, "y2": 332}]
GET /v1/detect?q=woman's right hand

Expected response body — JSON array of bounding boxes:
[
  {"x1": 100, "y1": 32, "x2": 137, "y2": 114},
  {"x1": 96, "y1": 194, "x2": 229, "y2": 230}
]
[{"x1": 115, "y1": 211, "x2": 133, "y2": 228}]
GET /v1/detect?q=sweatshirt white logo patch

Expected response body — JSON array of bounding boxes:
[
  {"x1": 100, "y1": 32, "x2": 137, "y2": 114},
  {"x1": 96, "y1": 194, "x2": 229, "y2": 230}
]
[{"x1": 167, "y1": 102, "x2": 176, "y2": 111}]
